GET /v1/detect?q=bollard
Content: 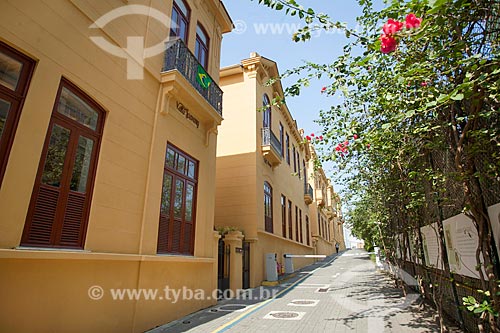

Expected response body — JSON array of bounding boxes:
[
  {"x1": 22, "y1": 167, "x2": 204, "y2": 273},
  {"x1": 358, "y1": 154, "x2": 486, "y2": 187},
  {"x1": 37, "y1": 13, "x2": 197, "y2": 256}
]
[
  {"x1": 284, "y1": 254, "x2": 294, "y2": 274},
  {"x1": 265, "y1": 253, "x2": 278, "y2": 282}
]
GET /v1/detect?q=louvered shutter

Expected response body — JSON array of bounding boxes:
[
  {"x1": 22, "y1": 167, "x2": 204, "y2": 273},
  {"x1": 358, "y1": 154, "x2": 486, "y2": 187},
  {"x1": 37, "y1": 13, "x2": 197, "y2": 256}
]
[
  {"x1": 22, "y1": 79, "x2": 104, "y2": 249},
  {"x1": 157, "y1": 144, "x2": 198, "y2": 255}
]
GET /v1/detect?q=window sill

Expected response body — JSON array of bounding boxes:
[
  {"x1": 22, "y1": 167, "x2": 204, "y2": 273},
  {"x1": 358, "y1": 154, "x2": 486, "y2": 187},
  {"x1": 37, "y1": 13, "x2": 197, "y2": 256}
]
[
  {"x1": 16, "y1": 246, "x2": 90, "y2": 252},
  {"x1": 0, "y1": 248, "x2": 215, "y2": 263},
  {"x1": 257, "y1": 230, "x2": 314, "y2": 249}
]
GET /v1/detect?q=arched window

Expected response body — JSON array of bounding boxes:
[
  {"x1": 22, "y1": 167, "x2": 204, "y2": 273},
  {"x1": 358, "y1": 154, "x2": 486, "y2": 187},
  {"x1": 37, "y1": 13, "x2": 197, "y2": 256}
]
[
  {"x1": 306, "y1": 215, "x2": 310, "y2": 245},
  {"x1": 195, "y1": 24, "x2": 209, "y2": 69},
  {"x1": 170, "y1": 0, "x2": 190, "y2": 43},
  {"x1": 22, "y1": 79, "x2": 105, "y2": 248},
  {"x1": 0, "y1": 41, "x2": 35, "y2": 187},
  {"x1": 264, "y1": 181, "x2": 273, "y2": 233},
  {"x1": 279, "y1": 122, "x2": 284, "y2": 157},
  {"x1": 285, "y1": 132, "x2": 290, "y2": 165},
  {"x1": 262, "y1": 94, "x2": 271, "y2": 128},
  {"x1": 295, "y1": 205, "x2": 299, "y2": 241},
  {"x1": 281, "y1": 194, "x2": 286, "y2": 237},
  {"x1": 299, "y1": 209, "x2": 303, "y2": 243}
]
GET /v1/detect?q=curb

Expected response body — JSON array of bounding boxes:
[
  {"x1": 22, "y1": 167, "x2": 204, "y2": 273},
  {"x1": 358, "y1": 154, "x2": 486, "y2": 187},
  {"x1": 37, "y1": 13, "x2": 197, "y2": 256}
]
[{"x1": 261, "y1": 272, "x2": 297, "y2": 286}]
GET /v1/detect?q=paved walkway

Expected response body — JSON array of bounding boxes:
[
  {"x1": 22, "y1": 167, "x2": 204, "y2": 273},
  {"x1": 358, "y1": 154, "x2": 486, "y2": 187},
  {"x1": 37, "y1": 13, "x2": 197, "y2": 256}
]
[{"x1": 149, "y1": 249, "x2": 456, "y2": 332}]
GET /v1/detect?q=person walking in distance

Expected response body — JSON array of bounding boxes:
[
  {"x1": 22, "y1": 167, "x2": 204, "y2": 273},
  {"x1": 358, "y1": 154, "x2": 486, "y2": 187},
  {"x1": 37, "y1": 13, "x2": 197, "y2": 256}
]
[{"x1": 335, "y1": 242, "x2": 340, "y2": 253}]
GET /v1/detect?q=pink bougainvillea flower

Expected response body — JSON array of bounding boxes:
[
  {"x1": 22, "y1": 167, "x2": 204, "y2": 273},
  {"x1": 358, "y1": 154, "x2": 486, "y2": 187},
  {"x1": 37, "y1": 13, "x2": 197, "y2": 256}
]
[
  {"x1": 353, "y1": 134, "x2": 359, "y2": 140},
  {"x1": 319, "y1": 135, "x2": 323, "y2": 140},
  {"x1": 405, "y1": 13, "x2": 422, "y2": 29},
  {"x1": 421, "y1": 81, "x2": 428, "y2": 87},
  {"x1": 367, "y1": 144, "x2": 371, "y2": 149},
  {"x1": 344, "y1": 140, "x2": 349, "y2": 146},
  {"x1": 335, "y1": 145, "x2": 341, "y2": 152},
  {"x1": 306, "y1": 136, "x2": 311, "y2": 141},
  {"x1": 380, "y1": 34, "x2": 397, "y2": 54},
  {"x1": 321, "y1": 87, "x2": 327, "y2": 93},
  {"x1": 383, "y1": 19, "x2": 403, "y2": 35},
  {"x1": 311, "y1": 133, "x2": 315, "y2": 137}
]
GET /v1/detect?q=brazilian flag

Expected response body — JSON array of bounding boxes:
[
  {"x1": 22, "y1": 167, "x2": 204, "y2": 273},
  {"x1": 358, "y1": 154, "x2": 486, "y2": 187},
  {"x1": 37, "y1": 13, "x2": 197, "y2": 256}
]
[{"x1": 196, "y1": 65, "x2": 212, "y2": 89}]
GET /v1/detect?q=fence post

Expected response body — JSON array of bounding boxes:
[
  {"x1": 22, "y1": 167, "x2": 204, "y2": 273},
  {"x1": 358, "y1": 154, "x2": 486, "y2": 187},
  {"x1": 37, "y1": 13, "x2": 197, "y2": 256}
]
[
  {"x1": 429, "y1": 153, "x2": 465, "y2": 329},
  {"x1": 472, "y1": 163, "x2": 500, "y2": 278}
]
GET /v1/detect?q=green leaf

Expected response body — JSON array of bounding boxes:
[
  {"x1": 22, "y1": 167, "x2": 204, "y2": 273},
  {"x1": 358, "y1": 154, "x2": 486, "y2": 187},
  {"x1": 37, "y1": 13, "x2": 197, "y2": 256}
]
[
  {"x1": 437, "y1": 94, "x2": 449, "y2": 103},
  {"x1": 428, "y1": 0, "x2": 448, "y2": 14},
  {"x1": 405, "y1": 110, "x2": 415, "y2": 117},
  {"x1": 451, "y1": 93, "x2": 464, "y2": 101}
]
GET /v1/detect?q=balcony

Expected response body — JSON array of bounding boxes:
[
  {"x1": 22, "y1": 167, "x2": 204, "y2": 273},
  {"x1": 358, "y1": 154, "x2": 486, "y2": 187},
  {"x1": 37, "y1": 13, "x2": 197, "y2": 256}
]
[
  {"x1": 261, "y1": 127, "x2": 282, "y2": 167},
  {"x1": 162, "y1": 39, "x2": 223, "y2": 116},
  {"x1": 325, "y1": 207, "x2": 336, "y2": 219},
  {"x1": 316, "y1": 188, "x2": 326, "y2": 206},
  {"x1": 304, "y1": 183, "x2": 313, "y2": 205}
]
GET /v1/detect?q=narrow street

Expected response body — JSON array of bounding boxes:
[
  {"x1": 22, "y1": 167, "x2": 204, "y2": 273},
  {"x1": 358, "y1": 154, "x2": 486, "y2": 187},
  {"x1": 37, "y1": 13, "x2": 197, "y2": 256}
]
[{"x1": 150, "y1": 249, "x2": 450, "y2": 333}]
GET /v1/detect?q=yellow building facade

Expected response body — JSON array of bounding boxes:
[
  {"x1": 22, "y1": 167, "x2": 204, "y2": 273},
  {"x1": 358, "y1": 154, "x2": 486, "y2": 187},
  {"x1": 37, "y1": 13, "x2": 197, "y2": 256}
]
[
  {"x1": 216, "y1": 53, "x2": 345, "y2": 289},
  {"x1": 0, "y1": 0, "x2": 232, "y2": 332},
  {"x1": 306, "y1": 144, "x2": 346, "y2": 255}
]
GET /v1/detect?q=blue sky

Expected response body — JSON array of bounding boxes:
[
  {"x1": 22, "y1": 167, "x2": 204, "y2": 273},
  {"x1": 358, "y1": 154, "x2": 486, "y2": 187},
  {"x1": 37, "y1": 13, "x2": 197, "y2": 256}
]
[
  {"x1": 221, "y1": 1, "x2": 363, "y2": 137},
  {"x1": 220, "y1": 1, "x2": 378, "y2": 181}
]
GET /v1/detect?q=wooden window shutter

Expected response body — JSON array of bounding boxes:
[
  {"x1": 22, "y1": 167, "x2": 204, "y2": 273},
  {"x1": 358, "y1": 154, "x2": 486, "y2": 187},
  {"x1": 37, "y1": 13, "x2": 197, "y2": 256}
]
[
  {"x1": 157, "y1": 144, "x2": 198, "y2": 255},
  {"x1": 22, "y1": 79, "x2": 105, "y2": 249}
]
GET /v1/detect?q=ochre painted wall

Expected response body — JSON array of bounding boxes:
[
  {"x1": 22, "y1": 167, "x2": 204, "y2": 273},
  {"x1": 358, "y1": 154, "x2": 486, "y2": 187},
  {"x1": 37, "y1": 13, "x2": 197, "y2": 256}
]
[
  {"x1": 216, "y1": 70, "x2": 257, "y2": 156},
  {"x1": 0, "y1": 251, "x2": 217, "y2": 333},
  {"x1": 0, "y1": 0, "x2": 231, "y2": 332},
  {"x1": 216, "y1": 57, "x2": 317, "y2": 288},
  {"x1": 215, "y1": 153, "x2": 258, "y2": 238},
  {"x1": 254, "y1": 231, "x2": 314, "y2": 286}
]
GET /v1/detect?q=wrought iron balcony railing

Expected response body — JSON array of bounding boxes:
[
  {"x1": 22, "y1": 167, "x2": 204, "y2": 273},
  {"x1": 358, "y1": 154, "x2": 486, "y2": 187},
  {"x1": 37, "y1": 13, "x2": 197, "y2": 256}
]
[
  {"x1": 261, "y1": 127, "x2": 282, "y2": 157},
  {"x1": 304, "y1": 183, "x2": 313, "y2": 205},
  {"x1": 305, "y1": 183, "x2": 313, "y2": 198},
  {"x1": 162, "y1": 39, "x2": 223, "y2": 116}
]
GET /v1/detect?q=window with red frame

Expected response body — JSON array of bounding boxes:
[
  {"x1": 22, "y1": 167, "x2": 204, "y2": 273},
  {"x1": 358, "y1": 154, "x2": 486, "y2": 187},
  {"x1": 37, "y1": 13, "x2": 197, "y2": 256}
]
[
  {"x1": 0, "y1": 41, "x2": 35, "y2": 188},
  {"x1": 22, "y1": 79, "x2": 105, "y2": 248},
  {"x1": 170, "y1": 0, "x2": 190, "y2": 43},
  {"x1": 195, "y1": 24, "x2": 209, "y2": 69}
]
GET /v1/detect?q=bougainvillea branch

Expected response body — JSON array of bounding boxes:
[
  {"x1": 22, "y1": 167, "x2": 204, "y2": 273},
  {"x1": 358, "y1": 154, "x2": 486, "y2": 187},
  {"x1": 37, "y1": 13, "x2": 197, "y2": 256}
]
[{"x1": 254, "y1": 0, "x2": 500, "y2": 331}]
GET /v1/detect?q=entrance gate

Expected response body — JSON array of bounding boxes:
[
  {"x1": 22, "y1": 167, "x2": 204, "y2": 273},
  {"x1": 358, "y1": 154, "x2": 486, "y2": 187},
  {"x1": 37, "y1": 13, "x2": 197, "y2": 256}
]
[
  {"x1": 217, "y1": 238, "x2": 230, "y2": 296},
  {"x1": 242, "y1": 241, "x2": 250, "y2": 289}
]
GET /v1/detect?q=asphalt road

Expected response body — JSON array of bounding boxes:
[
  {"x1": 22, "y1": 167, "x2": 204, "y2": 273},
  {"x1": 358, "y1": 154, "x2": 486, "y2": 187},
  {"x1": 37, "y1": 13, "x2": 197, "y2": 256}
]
[{"x1": 150, "y1": 249, "x2": 448, "y2": 333}]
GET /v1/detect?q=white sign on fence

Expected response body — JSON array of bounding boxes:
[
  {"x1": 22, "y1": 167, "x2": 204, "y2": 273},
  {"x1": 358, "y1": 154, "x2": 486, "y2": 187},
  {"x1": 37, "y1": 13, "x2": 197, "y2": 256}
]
[
  {"x1": 443, "y1": 213, "x2": 487, "y2": 280},
  {"x1": 487, "y1": 203, "x2": 500, "y2": 260},
  {"x1": 421, "y1": 223, "x2": 444, "y2": 269}
]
